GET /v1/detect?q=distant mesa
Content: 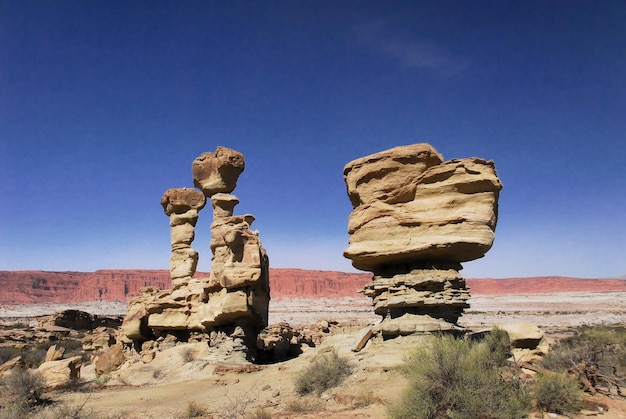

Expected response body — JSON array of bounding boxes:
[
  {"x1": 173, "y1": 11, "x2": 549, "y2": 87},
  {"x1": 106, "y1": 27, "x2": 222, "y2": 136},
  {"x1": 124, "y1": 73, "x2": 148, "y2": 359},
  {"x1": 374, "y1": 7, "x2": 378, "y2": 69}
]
[
  {"x1": 0, "y1": 270, "x2": 625, "y2": 305},
  {"x1": 343, "y1": 143, "x2": 503, "y2": 337}
]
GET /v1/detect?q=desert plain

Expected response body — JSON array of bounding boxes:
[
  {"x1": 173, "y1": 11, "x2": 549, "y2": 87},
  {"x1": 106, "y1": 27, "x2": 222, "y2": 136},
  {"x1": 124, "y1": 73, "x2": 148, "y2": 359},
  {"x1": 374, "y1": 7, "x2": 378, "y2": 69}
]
[{"x1": 1, "y1": 278, "x2": 626, "y2": 418}]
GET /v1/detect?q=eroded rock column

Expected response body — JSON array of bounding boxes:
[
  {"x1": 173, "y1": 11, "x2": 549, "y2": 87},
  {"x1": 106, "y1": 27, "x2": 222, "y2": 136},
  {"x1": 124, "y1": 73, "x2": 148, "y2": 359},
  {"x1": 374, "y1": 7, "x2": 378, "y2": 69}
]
[
  {"x1": 343, "y1": 143, "x2": 502, "y2": 336},
  {"x1": 160, "y1": 188, "x2": 206, "y2": 289},
  {"x1": 191, "y1": 148, "x2": 270, "y2": 333}
]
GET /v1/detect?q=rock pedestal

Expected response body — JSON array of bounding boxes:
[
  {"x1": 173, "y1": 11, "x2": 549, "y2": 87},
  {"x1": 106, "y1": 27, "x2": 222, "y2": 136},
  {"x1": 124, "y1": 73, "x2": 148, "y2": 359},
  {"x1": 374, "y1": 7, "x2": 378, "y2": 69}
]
[
  {"x1": 120, "y1": 146, "x2": 270, "y2": 354},
  {"x1": 343, "y1": 143, "x2": 502, "y2": 336}
]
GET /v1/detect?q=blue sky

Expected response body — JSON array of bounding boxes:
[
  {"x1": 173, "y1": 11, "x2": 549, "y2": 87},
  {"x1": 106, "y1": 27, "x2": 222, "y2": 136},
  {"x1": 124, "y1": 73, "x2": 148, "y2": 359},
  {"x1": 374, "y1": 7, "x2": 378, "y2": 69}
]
[{"x1": 1, "y1": 1, "x2": 624, "y2": 278}]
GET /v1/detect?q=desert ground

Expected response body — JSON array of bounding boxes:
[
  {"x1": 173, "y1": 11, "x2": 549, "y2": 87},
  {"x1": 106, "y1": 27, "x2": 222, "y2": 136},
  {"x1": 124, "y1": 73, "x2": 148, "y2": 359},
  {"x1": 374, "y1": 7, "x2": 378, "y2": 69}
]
[{"x1": 1, "y1": 291, "x2": 626, "y2": 418}]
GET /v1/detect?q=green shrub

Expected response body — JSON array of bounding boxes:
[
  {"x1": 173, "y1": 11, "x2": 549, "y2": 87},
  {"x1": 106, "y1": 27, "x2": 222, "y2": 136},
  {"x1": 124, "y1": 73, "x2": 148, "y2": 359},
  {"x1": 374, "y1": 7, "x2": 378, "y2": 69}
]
[
  {"x1": 541, "y1": 325, "x2": 626, "y2": 394},
  {"x1": 389, "y1": 334, "x2": 530, "y2": 419},
  {"x1": 0, "y1": 346, "x2": 21, "y2": 365},
  {"x1": 294, "y1": 350, "x2": 353, "y2": 396},
  {"x1": 535, "y1": 373, "x2": 583, "y2": 414}
]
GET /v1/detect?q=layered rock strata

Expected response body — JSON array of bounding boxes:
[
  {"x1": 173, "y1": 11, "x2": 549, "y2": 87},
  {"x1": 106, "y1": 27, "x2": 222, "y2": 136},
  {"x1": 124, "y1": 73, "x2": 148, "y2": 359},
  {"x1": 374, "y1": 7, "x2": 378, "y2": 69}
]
[
  {"x1": 120, "y1": 147, "x2": 270, "y2": 351},
  {"x1": 343, "y1": 143, "x2": 502, "y2": 336}
]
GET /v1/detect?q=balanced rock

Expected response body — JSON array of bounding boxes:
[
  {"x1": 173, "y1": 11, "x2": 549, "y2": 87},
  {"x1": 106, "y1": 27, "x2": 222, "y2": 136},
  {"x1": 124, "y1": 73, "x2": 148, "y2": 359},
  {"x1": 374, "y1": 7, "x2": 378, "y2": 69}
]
[
  {"x1": 343, "y1": 143, "x2": 502, "y2": 335},
  {"x1": 120, "y1": 146, "x2": 269, "y2": 360},
  {"x1": 192, "y1": 146, "x2": 245, "y2": 196}
]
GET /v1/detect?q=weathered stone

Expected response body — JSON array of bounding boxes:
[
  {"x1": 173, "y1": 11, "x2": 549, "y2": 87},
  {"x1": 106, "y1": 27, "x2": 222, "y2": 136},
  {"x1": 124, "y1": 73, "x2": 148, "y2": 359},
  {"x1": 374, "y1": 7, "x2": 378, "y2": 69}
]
[
  {"x1": 345, "y1": 156, "x2": 502, "y2": 270},
  {"x1": 120, "y1": 296, "x2": 152, "y2": 340},
  {"x1": 52, "y1": 309, "x2": 95, "y2": 330},
  {"x1": 45, "y1": 344, "x2": 65, "y2": 362},
  {"x1": 0, "y1": 356, "x2": 24, "y2": 378},
  {"x1": 192, "y1": 146, "x2": 245, "y2": 196},
  {"x1": 499, "y1": 323, "x2": 544, "y2": 349},
  {"x1": 160, "y1": 188, "x2": 206, "y2": 216},
  {"x1": 352, "y1": 326, "x2": 373, "y2": 352},
  {"x1": 37, "y1": 356, "x2": 82, "y2": 389},
  {"x1": 94, "y1": 344, "x2": 125, "y2": 376},
  {"x1": 120, "y1": 146, "x2": 269, "y2": 359},
  {"x1": 344, "y1": 143, "x2": 502, "y2": 335},
  {"x1": 81, "y1": 327, "x2": 115, "y2": 351},
  {"x1": 344, "y1": 143, "x2": 443, "y2": 207}
]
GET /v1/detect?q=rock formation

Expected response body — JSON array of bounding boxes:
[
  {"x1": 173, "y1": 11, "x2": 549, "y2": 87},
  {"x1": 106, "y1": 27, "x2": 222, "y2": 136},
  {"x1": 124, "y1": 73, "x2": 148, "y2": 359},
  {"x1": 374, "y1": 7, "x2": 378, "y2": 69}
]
[
  {"x1": 343, "y1": 143, "x2": 503, "y2": 336},
  {"x1": 120, "y1": 146, "x2": 270, "y2": 354}
]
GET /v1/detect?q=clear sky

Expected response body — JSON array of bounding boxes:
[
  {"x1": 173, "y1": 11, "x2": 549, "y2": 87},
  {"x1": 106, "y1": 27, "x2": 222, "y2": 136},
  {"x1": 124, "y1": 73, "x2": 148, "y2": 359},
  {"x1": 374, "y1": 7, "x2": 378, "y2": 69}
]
[{"x1": 1, "y1": 1, "x2": 624, "y2": 278}]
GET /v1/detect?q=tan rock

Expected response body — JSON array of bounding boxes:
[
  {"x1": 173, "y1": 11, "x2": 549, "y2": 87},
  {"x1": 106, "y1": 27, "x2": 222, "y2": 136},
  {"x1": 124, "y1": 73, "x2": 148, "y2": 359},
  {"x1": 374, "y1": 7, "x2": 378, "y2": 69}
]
[
  {"x1": 373, "y1": 313, "x2": 464, "y2": 337},
  {"x1": 192, "y1": 146, "x2": 245, "y2": 196},
  {"x1": 120, "y1": 297, "x2": 151, "y2": 340},
  {"x1": 345, "y1": 157, "x2": 502, "y2": 270},
  {"x1": 498, "y1": 323, "x2": 544, "y2": 349},
  {"x1": 343, "y1": 143, "x2": 502, "y2": 335},
  {"x1": 81, "y1": 327, "x2": 115, "y2": 351},
  {"x1": 352, "y1": 326, "x2": 373, "y2": 352},
  {"x1": 94, "y1": 344, "x2": 125, "y2": 376},
  {"x1": 344, "y1": 143, "x2": 443, "y2": 207},
  {"x1": 0, "y1": 356, "x2": 24, "y2": 378},
  {"x1": 45, "y1": 344, "x2": 65, "y2": 362},
  {"x1": 37, "y1": 356, "x2": 82, "y2": 389},
  {"x1": 160, "y1": 188, "x2": 206, "y2": 216}
]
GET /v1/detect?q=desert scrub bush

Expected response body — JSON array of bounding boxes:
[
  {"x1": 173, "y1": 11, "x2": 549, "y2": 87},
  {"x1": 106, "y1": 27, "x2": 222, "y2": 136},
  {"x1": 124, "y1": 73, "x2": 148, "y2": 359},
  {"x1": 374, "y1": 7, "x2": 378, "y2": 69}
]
[
  {"x1": 389, "y1": 333, "x2": 530, "y2": 419},
  {"x1": 0, "y1": 346, "x2": 21, "y2": 365},
  {"x1": 0, "y1": 368, "x2": 47, "y2": 416},
  {"x1": 294, "y1": 350, "x2": 354, "y2": 396},
  {"x1": 285, "y1": 397, "x2": 324, "y2": 413},
  {"x1": 535, "y1": 373, "x2": 583, "y2": 414},
  {"x1": 541, "y1": 325, "x2": 626, "y2": 395},
  {"x1": 183, "y1": 400, "x2": 208, "y2": 418}
]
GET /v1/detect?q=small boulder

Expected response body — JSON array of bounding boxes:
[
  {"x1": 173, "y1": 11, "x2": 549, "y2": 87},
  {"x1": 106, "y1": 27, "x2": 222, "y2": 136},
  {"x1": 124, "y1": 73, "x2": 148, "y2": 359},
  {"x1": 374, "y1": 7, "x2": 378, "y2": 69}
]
[
  {"x1": 94, "y1": 344, "x2": 125, "y2": 376},
  {"x1": 499, "y1": 323, "x2": 544, "y2": 349},
  {"x1": 44, "y1": 344, "x2": 65, "y2": 362}
]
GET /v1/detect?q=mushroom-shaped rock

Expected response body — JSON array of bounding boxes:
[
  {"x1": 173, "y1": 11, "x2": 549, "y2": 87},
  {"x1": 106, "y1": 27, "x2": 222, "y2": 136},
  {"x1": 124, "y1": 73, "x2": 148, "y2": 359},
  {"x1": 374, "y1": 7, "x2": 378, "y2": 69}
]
[
  {"x1": 161, "y1": 188, "x2": 206, "y2": 216},
  {"x1": 343, "y1": 143, "x2": 502, "y2": 335},
  {"x1": 192, "y1": 147, "x2": 245, "y2": 196}
]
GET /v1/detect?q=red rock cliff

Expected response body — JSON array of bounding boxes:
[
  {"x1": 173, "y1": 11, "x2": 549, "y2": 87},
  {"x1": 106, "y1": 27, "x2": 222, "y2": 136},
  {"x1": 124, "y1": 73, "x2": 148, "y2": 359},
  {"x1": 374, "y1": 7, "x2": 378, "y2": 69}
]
[{"x1": 0, "y1": 270, "x2": 624, "y2": 305}]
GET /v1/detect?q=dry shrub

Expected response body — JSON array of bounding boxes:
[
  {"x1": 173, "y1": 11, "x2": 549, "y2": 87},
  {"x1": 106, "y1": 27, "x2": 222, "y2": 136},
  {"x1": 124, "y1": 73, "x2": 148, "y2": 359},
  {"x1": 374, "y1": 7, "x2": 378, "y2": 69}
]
[
  {"x1": 285, "y1": 397, "x2": 323, "y2": 413},
  {"x1": 184, "y1": 400, "x2": 209, "y2": 418},
  {"x1": 389, "y1": 331, "x2": 530, "y2": 419},
  {"x1": 535, "y1": 373, "x2": 582, "y2": 414},
  {"x1": 1, "y1": 368, "x2": 47, "y2": 409},
  {"x1": 294, "y1": 350, "x2": 353, "y2": 396},
  {"x1": 541, "y1": 325, "x2": 626, "y2": 395}
]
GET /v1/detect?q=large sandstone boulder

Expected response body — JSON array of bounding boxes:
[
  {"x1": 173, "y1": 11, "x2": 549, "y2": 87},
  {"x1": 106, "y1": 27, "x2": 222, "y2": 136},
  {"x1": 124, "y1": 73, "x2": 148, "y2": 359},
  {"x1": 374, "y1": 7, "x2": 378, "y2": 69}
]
[
  {"x1": 343, "y1": 143, "x2": 502, "y2": 335},
  {"x1": 37, "y1": 356, "x2": 82, "y2": 389},
  {"x1": 344, "y1": 153, "x2": 502, "y2": 271},
  {"x1": 192, "y1": 146, "x2": 245, "y2": 196}
]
